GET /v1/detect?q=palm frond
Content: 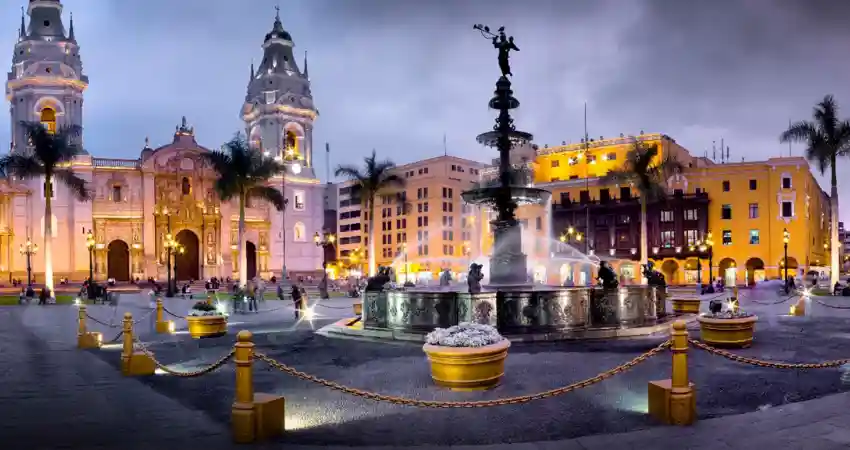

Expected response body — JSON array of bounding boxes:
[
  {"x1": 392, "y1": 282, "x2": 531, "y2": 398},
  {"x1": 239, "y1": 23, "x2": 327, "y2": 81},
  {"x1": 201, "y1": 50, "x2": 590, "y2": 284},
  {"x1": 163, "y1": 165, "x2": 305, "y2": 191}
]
[
  {"x1": 247, "y1": 185, "x2": 286, "y2": 211},
  {"x1": 780, "y1": 121, "x2": 816, "y2": 144},
  {"x1": 334, "y1": 164, "x2": 366, "y2": 181},
  {"x1": 0, "y1": 153, "x2": 44, "y2": 179},
  {"x1": 54, "y1": 168, "x2": 90, "y2": 201},
  {"x1": 376, "y1": 173, "x2": 405, "y2": 192}
]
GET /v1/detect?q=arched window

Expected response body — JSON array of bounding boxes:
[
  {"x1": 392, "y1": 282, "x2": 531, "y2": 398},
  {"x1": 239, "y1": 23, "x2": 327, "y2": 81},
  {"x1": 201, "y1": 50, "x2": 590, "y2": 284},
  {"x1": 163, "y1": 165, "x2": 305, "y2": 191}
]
[
  {"x1": 40, "y1": 107, "x2": 56, "y2": 134},
  {"x1": 293, "y1": 222, "x2": 306, "y2": 242},
  {"x1": 181, "y1": 177, "x2": 191, "y2": 195},
  {"x1": 285, "y1": 131, "x2": 298, "y2": 157}
]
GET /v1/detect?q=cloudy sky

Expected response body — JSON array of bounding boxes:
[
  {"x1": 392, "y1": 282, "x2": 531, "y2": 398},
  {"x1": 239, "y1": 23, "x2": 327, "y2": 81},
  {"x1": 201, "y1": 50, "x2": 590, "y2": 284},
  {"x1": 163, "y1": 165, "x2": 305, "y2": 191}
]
[{"x1": 2, "y1": 0, "x2": 850, "y2": 216}]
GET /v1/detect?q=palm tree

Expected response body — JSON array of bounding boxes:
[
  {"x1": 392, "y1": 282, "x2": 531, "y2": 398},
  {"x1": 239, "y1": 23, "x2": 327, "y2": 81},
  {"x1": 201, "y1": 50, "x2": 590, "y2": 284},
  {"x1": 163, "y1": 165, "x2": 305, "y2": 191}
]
[
  {"x1": 0, "y1": 122, "x2": 90, "y2": 298},
  {"x1": 203, "y1": 133, "x2": 286, "y2": 286},
  {"x1": 781, "y1": 95, "x2": 850, "y2": 287},
  {"x1": 335, "y1": 150, "x2": 405, "y2": 277},
  {"x1": 602, "y1": 140, "x2": 682, "y2": 279}
]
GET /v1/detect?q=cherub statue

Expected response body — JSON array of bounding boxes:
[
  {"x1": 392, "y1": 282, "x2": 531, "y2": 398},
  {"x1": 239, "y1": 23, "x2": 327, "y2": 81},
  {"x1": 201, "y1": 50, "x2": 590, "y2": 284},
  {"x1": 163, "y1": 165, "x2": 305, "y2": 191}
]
[
  {"x1": 468, "y1": 263, "x2": 484, "y2": 294},
  {"x1": 439, "y1": 268, "x2": 452, "y2": 287},
  {"x1": 596, "y1": 261, "x2": 619, "y2": 289}
]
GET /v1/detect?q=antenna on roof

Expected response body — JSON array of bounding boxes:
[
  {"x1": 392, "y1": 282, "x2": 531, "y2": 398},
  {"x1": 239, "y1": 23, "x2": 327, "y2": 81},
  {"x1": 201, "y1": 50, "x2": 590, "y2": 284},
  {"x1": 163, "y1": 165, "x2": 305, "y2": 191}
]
[
  {"x1": 720, "y1": 138, "x2": 725, "y2": 163},
  {"x1": 712, "y1": 141, "x2": 716, "y2": 161},
  {"x1": 443, "y1": 132, "x2": 447, "y2": 156}
]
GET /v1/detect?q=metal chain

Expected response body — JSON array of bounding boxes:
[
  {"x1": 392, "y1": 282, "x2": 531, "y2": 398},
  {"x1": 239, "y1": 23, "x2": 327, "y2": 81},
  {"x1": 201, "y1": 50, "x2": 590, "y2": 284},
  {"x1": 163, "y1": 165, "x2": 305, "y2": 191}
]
[
  {"x1": 689, "y1": 338, "x2": 850, "y2": 369},
  {"x1": 132, "y1": 334, "x2": 234, "y2": 377},
  {"x1": 254, "y1": 340, "x2": 671, "y2": 408},
  {"x1": 316, "y1": 303, "x2": 354, "y2": 310},
  {"x1": 105, "y1": 330, "x2": 124, "y2": 344},
  {"x1": 162, "y1": 306, "x2": 187, "y2": 319},
  {"x1": 813, "y1": 297, "x2": 850, "y2": 310},
  {"x1": 741, "y1": 292, "x2": 798, "y2": 306},
  {"x1": 86, "y1": 313, "x2": 120, "y2": 328}
]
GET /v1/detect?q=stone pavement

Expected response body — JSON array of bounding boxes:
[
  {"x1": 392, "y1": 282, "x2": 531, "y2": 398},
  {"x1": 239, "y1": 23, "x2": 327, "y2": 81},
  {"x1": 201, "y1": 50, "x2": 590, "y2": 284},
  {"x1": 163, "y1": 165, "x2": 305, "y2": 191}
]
[{"x1": 2, "y1": 291, "x2": 850, "y2": 449}]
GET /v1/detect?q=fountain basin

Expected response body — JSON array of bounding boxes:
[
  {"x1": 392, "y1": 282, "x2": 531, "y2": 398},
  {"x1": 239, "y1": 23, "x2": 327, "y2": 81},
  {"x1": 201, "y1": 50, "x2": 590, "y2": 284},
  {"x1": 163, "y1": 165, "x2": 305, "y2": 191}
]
[{"x1": 362, "y1": 286, "x2": 664, "y2": 336}]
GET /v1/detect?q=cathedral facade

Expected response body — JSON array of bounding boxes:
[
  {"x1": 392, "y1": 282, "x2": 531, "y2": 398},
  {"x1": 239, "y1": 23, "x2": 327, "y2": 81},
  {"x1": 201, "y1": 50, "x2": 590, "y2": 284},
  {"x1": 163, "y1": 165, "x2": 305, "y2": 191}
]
[{"x1": 2, "y1": 0, "x2": 324, "y2": 283}]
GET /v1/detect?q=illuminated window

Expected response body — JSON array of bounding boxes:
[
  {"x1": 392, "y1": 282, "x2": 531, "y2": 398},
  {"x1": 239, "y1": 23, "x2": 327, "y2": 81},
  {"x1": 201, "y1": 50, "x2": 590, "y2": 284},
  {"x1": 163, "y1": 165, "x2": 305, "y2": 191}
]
[
  {"x1": 40, "y1": 107, "x2": 56, "y2": 134},
  {"x1": 293, "y1": 190, "x2": 305, "y2": 210},
  {"x1": 293, "y1": 222, "x2": 306, "y2": 241},
  {"x1": 285, "y1": 131, "x2": 299, "y2": 157}
]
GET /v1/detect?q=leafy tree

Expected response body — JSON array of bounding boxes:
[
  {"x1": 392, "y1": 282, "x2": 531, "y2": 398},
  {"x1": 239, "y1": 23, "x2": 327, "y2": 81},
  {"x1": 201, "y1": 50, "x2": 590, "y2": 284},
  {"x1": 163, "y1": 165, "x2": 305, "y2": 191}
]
[
  {"x1": 0, "y1": 122, "x2": 90, "y2": 297},
  {"x1": 602, "y1": 140, "x2": 682, "y2": 276},
  {"x1": 203, "y1": 134, "x2": 285, "y2": 286},
  {"x1": 335, "y1": 150, "x2": 405, "y2": 276},
  {"x1": 781, "y1": 95, "x2": 850, "y2": 287}
]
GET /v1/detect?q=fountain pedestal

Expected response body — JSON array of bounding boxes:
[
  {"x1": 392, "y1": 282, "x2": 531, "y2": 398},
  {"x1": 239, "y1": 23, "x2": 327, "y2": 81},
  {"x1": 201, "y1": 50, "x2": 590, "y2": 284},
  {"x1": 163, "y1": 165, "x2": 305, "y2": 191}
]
[{"x1": 489, "y1": 220, "x2": 528, "y2": 285}]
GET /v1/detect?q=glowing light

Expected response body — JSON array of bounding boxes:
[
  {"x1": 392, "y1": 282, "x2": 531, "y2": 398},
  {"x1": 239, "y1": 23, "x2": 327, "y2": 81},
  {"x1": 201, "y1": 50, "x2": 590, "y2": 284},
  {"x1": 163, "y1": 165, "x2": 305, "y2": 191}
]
[
  {"x1": 215, "y1": 302, "x2": 228, "y2": 315},
  {"x1": 291, "y1": 162, "x2": 302, "y2": 174},
  {"x1": 74, "y1": 297, "x2": 81, "y2": 306}
]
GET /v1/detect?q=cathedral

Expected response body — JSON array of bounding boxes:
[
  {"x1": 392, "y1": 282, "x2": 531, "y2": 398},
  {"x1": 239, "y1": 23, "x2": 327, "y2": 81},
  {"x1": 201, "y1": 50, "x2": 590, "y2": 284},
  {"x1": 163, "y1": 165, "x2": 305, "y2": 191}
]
[{"x1": 2, "y1": 0, "x2": 324, "y2": 283}]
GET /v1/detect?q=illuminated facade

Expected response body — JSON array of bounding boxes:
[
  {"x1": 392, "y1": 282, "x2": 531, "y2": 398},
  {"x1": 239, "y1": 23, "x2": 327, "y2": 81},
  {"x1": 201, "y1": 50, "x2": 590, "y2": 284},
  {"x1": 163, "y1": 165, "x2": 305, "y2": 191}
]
[
  {"x1": 332, "y1": 155, "x2": 487, "y2": 281},
  {"x1": 3, "y1": 1, "x2": 324, "y2": 282},
  {"x1": 513, "y1": 133, "x2": 832, "y2": 285}
]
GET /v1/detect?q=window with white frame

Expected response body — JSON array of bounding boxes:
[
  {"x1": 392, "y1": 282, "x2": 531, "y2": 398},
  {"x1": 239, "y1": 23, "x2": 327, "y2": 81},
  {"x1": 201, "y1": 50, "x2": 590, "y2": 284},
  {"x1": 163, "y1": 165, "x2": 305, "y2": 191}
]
[
  {"x1": 781, "y1": 201, "x2": 794, "y2": 218},
  {"x1": 293, "y1": 190, "x2": 305, "y2": 211}
]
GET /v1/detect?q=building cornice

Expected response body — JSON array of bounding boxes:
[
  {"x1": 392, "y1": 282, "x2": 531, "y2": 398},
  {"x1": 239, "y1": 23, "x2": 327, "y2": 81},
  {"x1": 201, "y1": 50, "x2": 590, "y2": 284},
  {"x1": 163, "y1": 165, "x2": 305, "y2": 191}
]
[
  {"x1": 243, "y1": 103, "x2": 317, "y2": 122},
  {"x1": 6, "y1": 76, "x2": 87, "y2": 99}
]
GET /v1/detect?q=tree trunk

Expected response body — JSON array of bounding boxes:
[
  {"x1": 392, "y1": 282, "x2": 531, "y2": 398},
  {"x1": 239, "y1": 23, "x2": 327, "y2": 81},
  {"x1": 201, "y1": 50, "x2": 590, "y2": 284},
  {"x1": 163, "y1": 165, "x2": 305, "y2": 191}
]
[
  {"x1": 367, "y1": 196, "x2": 377, "y2": 277},
  {"x1": 830, "y1": 161, "x2": 840, "y2": 287},
  {"x1": 43, "y1": 175, "x2": 54, "y2": 298},
  {"x1": 640, "y1": 196, "x2": 649, "y2": 283},
  {"x1": 238, "y1": 191, "x2": 247, "y2": 287}
]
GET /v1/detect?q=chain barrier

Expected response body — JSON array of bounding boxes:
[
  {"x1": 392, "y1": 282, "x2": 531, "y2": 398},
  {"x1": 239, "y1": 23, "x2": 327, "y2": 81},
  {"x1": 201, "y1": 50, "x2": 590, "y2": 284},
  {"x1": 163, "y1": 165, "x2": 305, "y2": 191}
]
[
  {"x1": 812, "y1": 296, "x2": 850, "y2": 310},
  {"x1": 86, "y1": 309, "x2": 153, "y2": 327},
  {"x1": 315, "y1": 303, "x2": 354, "y2": 310},
  {"x1": 254, "y1": 340, "x2": 671, "y2": 408},
  {"x1": 163, "y1": 306, "x2": 187, "y2": 319},
  {"x1": 105, "y1": 330, "x2": 124, "y2": 344},
  {"x1": 740, "y1": 292, "x2": 798, "y2": 306},
  {"x1": 689, "y1": 338, "x2": 850, "y2": 369},
  {"x1": 132, "y1": 334, "x2": 234, "y2": 377}
]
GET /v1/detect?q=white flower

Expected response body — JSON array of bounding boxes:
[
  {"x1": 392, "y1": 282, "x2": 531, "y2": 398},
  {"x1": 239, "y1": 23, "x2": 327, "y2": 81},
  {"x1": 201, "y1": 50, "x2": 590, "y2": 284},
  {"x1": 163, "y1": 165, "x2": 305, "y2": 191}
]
[
  {"x1": 425, "y1": 322, "x2": 504, "y2": 347},
  {"x1": 188, "y1": 308, "x2": 225, "y2": 317}
]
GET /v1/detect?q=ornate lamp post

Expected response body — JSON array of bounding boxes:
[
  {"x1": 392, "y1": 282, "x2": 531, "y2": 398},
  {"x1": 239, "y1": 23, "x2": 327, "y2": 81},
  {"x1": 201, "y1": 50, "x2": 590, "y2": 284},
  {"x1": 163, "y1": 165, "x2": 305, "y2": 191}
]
[
  {"x1": 84, "y1": 229, "x2": 95, "y2": 297},
  {"x1": 172, "y1": 242, "x2": 185, "y2": 287},
  {"x1": 559, "y1": 226, "x2": 585, "y2": 246},
  {"x1": 704, "y1": 232, "x2": 714, "y2": 282},
  {"x1": 313, "y1": 231, "x2": 336, "y2": 267},
  {"x1": 19, "y1": 238, "x2": 38, "y2": 289},
  {"x1": 783, "y1": 228, "x2": 790, "y2": 291},
  {"x1": 270, "y1": 148, "x2": 302, "y2": 286}
]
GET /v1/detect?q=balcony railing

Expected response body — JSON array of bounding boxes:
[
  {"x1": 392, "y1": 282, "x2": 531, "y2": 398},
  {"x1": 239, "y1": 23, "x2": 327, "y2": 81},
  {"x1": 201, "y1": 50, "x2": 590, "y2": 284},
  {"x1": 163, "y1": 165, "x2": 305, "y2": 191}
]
[
  {"x1": 553, "y1": 191, "x2": 709, "y2": 210},
  {"x1": 92, "y1": 158, "x2": 141, "y2": 169}
]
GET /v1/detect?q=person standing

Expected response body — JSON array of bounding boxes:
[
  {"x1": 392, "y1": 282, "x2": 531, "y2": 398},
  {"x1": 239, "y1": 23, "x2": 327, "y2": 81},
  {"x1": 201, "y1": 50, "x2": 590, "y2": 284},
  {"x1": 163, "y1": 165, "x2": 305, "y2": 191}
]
[
  {"x1": 318, "y1": 263, "x2": 330, "y2": 300},
  {"x1": 291, "y1": 283, "x2": 303, "y2": 319}
]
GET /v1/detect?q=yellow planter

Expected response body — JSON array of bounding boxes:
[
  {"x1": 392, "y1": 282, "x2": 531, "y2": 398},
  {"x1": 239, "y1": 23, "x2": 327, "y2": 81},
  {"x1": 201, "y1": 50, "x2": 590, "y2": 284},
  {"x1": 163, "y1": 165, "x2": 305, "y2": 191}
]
[
  {"x1": 353, "y1": 302, "x2": 362, "y2": 316},
  {"x1": 422, "y1": 339, "x2": 510, "y2": 391},
  {"x1": 672, "y1": 298, "x2": 701, "y2": 314},
  {"x1": 697, "y1": 315, "x2": 758, "y2": 348},
  {"x1": 187, "y1": 315, "x2": 228, "y2": 339}
]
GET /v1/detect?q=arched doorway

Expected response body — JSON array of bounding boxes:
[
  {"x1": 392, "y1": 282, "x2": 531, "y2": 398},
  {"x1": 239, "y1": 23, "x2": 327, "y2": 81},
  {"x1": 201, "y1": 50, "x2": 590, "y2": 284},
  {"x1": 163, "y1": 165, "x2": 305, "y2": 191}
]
[
  {"x1": 745, "y1": 258, "x2": 765, "y2": 286},
  {"x1": 661, "y1": 260, "x2": 679, "y2": 285},
  {"x1": 107, "y1": 240, "x2": 130, "y2": 281},
  {"x1": 246, "y1": 241, "x2": 258, "y2": 281},
  {"x1": 559, "y1": 263, "x2": 573, "y2": 285},
  {"x1": 717, "y1": 258, "x2": 737, "y2": 286},
  {"x1": 779, "y1": 257, "x2": 799, "y2": 280},
  {"x1": 175, "y1": 230, "x2": 200, "y2": 281},
  {"x1": 684, "y1": 258, "x2": 701, "y2": 284}
]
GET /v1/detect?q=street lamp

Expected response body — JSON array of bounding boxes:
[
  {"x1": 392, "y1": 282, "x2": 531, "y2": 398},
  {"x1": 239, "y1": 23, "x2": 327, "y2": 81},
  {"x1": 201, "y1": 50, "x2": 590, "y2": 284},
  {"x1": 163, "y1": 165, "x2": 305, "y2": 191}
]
[
  {"x1": 19, "y1": 238, "x2": 38, "y2": 290},
  {"x1": 84, "y1": 229, "x2": 95, "y2": 297},
  {"x1": 313, "y1": 231, "x2": 336, "y2": 267},
  {"x1": 271, "y1": 150, "x2": 302, "y2": 285},
  {"x1": 783, "y1": 228, "x2": 790, "y2": 292},
  {"x1": 704, "y1": 232, "x2": 714, "y2": 283},
  {"x1": 559, "y1": 226, "x2": 584, "y2": 247},
  {"x1": 163, "y1": 230, "x2": 178, "y2": 297},
  {"x1": 171, "y1": 242, "x2": 185, "y2": 288}
]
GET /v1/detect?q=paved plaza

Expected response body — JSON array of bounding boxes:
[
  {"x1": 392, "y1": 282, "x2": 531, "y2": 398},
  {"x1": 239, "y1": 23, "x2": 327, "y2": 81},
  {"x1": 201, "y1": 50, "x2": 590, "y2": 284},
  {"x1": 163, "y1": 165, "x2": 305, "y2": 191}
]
[{"x1": 2, "y1": 289, "x2": 850, "y2": 449}]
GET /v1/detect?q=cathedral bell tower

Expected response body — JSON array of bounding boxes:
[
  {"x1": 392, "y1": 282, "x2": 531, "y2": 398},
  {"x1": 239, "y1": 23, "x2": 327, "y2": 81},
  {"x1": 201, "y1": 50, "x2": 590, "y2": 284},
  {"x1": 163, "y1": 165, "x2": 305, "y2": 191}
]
[
  {"x1": 6, "y1": 0, "x2": 87, "y2": 153},
  {"x1": 241, "y1": 7, "x2": 318, "y2": 180}
]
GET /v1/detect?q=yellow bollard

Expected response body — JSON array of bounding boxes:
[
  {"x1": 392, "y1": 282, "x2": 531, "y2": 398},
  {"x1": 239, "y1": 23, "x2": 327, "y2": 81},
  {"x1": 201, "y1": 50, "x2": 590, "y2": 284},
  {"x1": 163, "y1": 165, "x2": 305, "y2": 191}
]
[
  {"x1": 120, "y1": 312, "x2": 155, "y2": 376},
  {"x1": 154, "y1": 298, "x2": 174, "y2": 334},
  {"x1": 648, "y1": 321, "x2": 696, "y2": 425},
  {"x1": 76, "y1": 304, "x2": 102, "y2": 349},
  {"x1": 231, "y1": 330, "x2": 285, "y2": 443}
]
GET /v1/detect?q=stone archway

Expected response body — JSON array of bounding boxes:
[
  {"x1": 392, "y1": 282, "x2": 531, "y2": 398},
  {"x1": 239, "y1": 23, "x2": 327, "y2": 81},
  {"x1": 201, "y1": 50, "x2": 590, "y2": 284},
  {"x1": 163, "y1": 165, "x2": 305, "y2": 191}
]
[
  {"x1": 107, "y1": 240, "x2": 130, "y2": 281},
  {"x1": 718, "y1": 258, "x2": 737, "y2": 286},
  {"x1": 745, "y1": 258, "x2": 765, "y2": 285},
  {"x1": 246, "y1": 241, "x2": 258, "y2": 281},
  {"x1": 779, "y1": 256, "x2": 799, "y2": 280},
  {"x1": 175, "y1": 230, "x2": 200, "y2": 281},
  {"x1": 661, "y1": 260, "x2": 679, "y2": 285}
]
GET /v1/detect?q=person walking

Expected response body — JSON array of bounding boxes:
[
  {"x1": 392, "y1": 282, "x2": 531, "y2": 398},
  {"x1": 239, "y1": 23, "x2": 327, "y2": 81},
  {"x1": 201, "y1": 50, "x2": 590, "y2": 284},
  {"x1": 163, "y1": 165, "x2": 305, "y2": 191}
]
[{"x1": 291, "y1": 283, "x2": 303, "y2": 319}]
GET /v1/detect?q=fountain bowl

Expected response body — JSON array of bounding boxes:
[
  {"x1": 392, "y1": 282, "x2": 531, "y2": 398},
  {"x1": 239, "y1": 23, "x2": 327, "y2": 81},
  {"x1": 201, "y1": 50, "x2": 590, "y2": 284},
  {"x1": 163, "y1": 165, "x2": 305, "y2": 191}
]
[{"x1": 361, "y1": 286, "x2": 667, "y2": 336}]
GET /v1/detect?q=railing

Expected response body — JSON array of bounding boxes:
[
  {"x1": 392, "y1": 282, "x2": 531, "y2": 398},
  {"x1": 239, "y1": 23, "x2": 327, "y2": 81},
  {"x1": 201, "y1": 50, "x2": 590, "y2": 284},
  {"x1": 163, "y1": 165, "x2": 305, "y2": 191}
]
[
  {"x1": 553, "y1": 192, "x2": 709, "y2": 210},
  {"x1": 92, "y1": 158, "x2": 141, "y2": 169}
]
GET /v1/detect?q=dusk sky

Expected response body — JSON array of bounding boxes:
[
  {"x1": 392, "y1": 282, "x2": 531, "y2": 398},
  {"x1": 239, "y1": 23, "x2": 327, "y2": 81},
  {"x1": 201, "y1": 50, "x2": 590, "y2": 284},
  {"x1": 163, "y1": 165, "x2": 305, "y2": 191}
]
[{"x1": 2, "y1": 0, "x2": 850, "y2": 218}]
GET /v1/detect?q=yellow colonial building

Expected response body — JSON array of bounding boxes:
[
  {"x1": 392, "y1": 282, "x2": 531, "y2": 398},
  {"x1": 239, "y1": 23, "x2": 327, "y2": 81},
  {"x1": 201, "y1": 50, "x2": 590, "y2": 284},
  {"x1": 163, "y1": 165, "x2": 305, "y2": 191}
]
[{"x1": 478, "y1": 133, "x2": 831, "y2": 286}]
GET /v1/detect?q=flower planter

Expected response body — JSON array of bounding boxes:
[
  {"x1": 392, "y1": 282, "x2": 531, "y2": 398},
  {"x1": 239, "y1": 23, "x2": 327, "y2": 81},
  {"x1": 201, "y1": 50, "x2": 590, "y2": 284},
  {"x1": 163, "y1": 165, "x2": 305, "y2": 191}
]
[
  {"x1": 697, "y1": 315, "x2": 758, "y2": 348},
  {"x1": 187, "y1": 315, "x2": 227, "y2": 339},
  {"x1": 353, "y1": 302, "x2": 362, "y2": 316},
  {"x1": 422, "y1": 339, "x2": 510, "y2": 391}
]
